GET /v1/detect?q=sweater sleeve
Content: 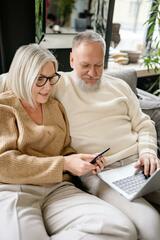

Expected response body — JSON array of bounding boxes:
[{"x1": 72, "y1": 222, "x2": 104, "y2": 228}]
[
  {"x1": 0, "y1": 105, "x2": 66, "y2": 185},
  {"x1": 123, "y1": 82, "x2": 157, "y2": 156}
]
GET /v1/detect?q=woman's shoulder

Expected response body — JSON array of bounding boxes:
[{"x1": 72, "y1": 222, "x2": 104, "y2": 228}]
[
  {"x1": 47, "y1": 96, "x2": 67, "y2": 120},
  {"x1": 0, "y1": 90, "x2": 16, "y2": 106},
  {"x1": 0, "y1": 91, "x2": 18, "y2": 118},
  {"x1": 48, "y1": 96, "x2": 65, "y2": 110}
]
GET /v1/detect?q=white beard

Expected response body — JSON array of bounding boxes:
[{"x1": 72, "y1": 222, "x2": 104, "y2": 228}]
[{"x1": 73, "y1": 71, "x2": 101, "y2": 92}]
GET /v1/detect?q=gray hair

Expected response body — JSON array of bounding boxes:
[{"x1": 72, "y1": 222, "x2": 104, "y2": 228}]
[
  {"x1": 6, "y1": 43, "x2": 58, "y2": 106},
  {"x1": 72, "y1": 30, "x2": 106, "y2": 53}
]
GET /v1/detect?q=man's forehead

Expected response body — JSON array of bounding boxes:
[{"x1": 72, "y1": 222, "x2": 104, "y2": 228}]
[
  {"x1": 79, "y1": 60, "x2": 103, "y2": 65},
  {"x1": 72, "y1": 42, "x2": 104, "y2": 64}
]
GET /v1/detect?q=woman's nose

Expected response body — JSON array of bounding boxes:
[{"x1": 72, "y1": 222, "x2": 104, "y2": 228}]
[{"x1": 44, "y1": 80, "x2": 52, "y2": 90}]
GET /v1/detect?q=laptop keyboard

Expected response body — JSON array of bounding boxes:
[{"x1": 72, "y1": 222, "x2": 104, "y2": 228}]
[{"x1": 113, "y1": 172, "x2": 148, "y2": 194}]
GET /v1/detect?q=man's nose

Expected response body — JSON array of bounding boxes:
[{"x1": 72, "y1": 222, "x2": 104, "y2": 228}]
[{"x1": 88, "y1": 67, "x2": 97, "y2": 77}]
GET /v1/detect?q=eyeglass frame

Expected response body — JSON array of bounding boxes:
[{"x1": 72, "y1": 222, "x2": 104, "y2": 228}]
[{"x1": 35, "y1": 72, "x2": 61, "y2": 87}]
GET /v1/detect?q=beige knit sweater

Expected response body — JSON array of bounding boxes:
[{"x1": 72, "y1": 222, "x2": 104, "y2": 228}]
[
  {"x1": 55, "y1": 72, "x2": 157, "y2": 166},
  {"x1": 0, "y1": 90, "x2": 75, "y2": 185}
]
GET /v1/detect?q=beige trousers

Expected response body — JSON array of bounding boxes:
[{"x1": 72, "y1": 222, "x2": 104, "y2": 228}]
[
  {"x1": 81, "y1": 157, "x2": 160, "y2": 240},
  {"x1": 0, "y1": 181, "x2": 137, "y2": 240}
]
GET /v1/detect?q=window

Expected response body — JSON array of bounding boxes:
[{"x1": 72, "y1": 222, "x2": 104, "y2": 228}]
[{"x1": 112, "y1": 0, "x2": 152, "y2": 51}]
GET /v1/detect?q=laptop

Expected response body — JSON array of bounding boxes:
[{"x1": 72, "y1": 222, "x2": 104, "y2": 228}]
[{"x1": 98, "y1": 162, "x2": 160, "y2": 201}]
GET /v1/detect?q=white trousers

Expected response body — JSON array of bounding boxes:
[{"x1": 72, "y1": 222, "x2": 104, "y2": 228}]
[
  {"x1": 80, "y1": 173, "x2": 160, "y2": 240},
  {"x1": 0, "y1": 182, "x2": 137, "y2": 240}
]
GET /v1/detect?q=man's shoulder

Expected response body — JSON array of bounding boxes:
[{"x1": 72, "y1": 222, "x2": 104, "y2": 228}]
[
  {"x1": 102, "y1": 73, "x2": 130, "y2": 89},
  {"x1": 59, "y1": 71, "x2": 73, "y2": 82},
  {"x1": 55, "y1": 71, "x2": 74, "y2": 96}
]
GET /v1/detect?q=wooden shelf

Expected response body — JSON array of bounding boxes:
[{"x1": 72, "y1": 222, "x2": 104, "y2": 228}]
[{"x1": 107, "y1": 61, "x2": 160, "y2": 78}]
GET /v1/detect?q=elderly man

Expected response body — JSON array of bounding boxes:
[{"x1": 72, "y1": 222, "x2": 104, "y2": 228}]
[
  {"x1": 54, "y1": 30, "x2": 160, "y2": 240},
  {"x1": 0, "y1": 31, "x2": 160, "y2": 240}
]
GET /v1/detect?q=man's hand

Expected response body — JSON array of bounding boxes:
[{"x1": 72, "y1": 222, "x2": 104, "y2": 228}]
[{"x1": 134, "y1": 153, "x2": 160, "y2": 176}]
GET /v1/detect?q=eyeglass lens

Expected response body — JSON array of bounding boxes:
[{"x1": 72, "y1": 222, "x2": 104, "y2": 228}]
[{"x1": 36, "y1": 73, "x2": 60, "y2": 87}]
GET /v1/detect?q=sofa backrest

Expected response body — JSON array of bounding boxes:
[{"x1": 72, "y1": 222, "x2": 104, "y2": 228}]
[{"x1": 0, "y1": 70, "x2": 138, "y2": 95}]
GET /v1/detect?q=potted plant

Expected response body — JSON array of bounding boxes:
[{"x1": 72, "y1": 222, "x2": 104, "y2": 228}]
[
  {"x1": 143, "y1": 0, "x2": 160, "y2": 95},
  {"x1": 56, "y1": 0, "x2": 75, "y2": 26}
]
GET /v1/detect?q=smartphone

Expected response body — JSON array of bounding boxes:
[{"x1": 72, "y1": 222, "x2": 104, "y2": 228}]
[{"x1": 90, "y1": 147, "x2": 110, "y2": 164}]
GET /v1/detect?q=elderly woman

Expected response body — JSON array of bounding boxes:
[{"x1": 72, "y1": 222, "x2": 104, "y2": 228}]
[{"x1": 0, "y1": 44, "x2": 137, "y2": 240}]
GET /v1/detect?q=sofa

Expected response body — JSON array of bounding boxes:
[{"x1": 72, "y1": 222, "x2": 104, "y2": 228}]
[{"x1": 0, "y1": 70, "x2": 160, "y2": 215}]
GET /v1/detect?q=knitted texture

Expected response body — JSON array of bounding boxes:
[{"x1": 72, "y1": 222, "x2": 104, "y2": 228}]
[
  {"x1": 0, "y1": 91, "x2": 75, "y2": 185},
  {"x1": 55, "y1": 72, "x2": 157, "y2": 165}
]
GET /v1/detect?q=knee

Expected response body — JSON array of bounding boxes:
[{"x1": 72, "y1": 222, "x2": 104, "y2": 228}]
[
  {"x1": 99, "y1": 205, "x2": 138, "y2": 240},
  {"x1": 120, "y1": 220, "x2": 137, "y2": 240},
  {"x1": 136, "y1": 205, "x2": 160, "y2": 240},
  {"x1": 106, "y1": 215, "x2": 137, "y2": 240},
  {"x1": 78, "y1": 213, "x2": 137, "y2": 240}
]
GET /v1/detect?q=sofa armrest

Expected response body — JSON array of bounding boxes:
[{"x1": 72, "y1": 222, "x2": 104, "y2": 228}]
[{"x1": 137, "y1": 88, "x2": 160, "y2": 109}]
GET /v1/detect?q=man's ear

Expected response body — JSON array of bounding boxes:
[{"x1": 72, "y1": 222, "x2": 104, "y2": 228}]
[{"x1": 70, "y1": 51, "x2": 74, "y2": 69}]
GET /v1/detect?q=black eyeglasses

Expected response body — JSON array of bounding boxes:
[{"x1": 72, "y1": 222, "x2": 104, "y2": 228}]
[{"x1": 36, "y1": 72, "x2": 61, "y2": 87}]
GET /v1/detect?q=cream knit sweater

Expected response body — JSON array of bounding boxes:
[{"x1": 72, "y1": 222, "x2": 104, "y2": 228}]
[
  {"x1": 55, "y1": 71, "x2": 157, "y2": 165},
  {"x1": 0, "y1": 90, "x2": 75, "y2": 185}
]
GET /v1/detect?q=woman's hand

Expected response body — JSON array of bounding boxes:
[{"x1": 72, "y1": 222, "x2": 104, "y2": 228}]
[
  {"x1": 91, "y1": 155, "x2": 105, "y2": 174},
  {"x1": 134, "y1": 153, "x2": 160, "y2": 176},
  {"x1": 64, "y1": 153, "x2": 104, "y2": 176}
]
